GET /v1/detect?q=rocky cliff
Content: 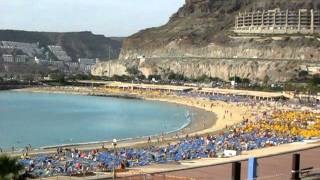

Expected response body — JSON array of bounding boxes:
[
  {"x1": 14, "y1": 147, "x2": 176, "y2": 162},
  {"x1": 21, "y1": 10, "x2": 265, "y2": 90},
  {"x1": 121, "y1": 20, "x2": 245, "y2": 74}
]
[
  {"x1": 92, "y1": 57, "x2": 319, "y2": 83},
  {"x1": 120, "y1": 0, "x2": 320, "y2": 59},
  {"x1": 93, "y1": 0, "x2": 320, "y2": 83}
]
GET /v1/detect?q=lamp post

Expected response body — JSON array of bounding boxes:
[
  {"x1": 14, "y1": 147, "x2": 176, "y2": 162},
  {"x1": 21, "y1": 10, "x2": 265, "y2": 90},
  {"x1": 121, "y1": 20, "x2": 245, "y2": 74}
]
[{"x1": 112, "y1": 139, "x2": 117, "y2": 179}]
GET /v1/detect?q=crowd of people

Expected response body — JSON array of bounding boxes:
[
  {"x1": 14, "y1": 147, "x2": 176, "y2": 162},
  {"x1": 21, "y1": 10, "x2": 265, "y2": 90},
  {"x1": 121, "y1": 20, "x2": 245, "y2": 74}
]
[
  {"x1": 179, "y1": 91, "x2": 320, "y2": 107},
  {"x1": 11, "y1": 86, "x2": 320, "y2": 177},
  {"x1": 18, "y1": 109, "x2": 320, "y2": 178}
]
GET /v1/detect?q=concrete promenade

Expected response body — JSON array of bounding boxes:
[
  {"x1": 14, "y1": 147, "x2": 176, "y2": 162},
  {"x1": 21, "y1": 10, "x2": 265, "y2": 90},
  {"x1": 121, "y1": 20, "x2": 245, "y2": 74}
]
[
  {"x1": 160, "y1": 145, "x2": 320, "y2": 180},
  {"x1": 115, "y1": 140, "x2": 320, "y2": 179}
]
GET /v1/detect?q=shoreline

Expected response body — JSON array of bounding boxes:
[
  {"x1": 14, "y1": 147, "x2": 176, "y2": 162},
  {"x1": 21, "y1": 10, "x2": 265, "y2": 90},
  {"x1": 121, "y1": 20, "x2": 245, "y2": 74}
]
[
  {"x1": 36, "y1": 106, "x2": 214, "y2": 151},
  {"x1": 4, "y1": 87, "x2": 219, "y2": 154},
  {"x1": 4, "y1": 86, "x2": 320, "y2": 179}
]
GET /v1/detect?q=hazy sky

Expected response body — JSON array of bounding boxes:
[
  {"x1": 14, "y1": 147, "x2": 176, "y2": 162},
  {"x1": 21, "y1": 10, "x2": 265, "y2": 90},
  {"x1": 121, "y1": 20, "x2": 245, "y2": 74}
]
[{"x1": 0, "y1": 0, "x2": 185, "y2": 37}]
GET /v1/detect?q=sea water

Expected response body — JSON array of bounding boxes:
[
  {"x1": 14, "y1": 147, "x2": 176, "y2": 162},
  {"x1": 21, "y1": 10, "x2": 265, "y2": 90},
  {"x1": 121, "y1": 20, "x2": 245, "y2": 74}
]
[{"x1": 0, "y1": 91, "x2": 190, "y2": 149}]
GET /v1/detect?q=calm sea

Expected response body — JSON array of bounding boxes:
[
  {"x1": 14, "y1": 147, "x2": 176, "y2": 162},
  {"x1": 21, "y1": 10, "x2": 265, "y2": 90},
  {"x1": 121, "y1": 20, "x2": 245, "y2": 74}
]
[{"x1": 0, "y1": 91, "x2": 190, "y2": 149}]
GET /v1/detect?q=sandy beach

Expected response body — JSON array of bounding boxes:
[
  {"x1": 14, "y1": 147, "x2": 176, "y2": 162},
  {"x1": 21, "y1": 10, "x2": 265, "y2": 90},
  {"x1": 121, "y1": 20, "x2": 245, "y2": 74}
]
[
  {"x1": 7, "y1": 85, "x2": 253, "y2": 155},
  {"x1": 5, "y1": 85, "x2": 320, "y2": 179}
]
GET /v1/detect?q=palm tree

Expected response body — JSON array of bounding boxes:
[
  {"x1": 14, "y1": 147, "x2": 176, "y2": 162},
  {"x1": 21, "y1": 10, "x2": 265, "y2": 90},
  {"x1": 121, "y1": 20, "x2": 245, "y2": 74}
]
[{"x1": 0, "y1": 155, "x2": 24, "y2": 180}]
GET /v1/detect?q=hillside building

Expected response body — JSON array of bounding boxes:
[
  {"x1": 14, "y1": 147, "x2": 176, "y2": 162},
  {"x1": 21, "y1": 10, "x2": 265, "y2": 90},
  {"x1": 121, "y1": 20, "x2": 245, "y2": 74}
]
[
  {"x1": 0, "y1": 41, "x2": 43, "y2": 57},
  {"x1": 49, "y1": 60, "x2": 65, "y2": 69},
  {"x1": 1, "y1": 54, "x2": 28, "y2": 63},
  {"x1": 15, "y1": 55, "x2": 27, "y2": 63},
  {"x1": 234, "y1": 9, "x2": 320, "y2": 34},
  {"x1": 65, "y1": 61, "x2": 79, "y2": 72},
  {"x1": 2, "y1": 54, "x2": 14, "y2": 63},
  {"x1": 78, "y1": 58, "x2": 97, "y2": 73},
  {"x1": 78, "y1": 58, "x2": 97, "y2": 65},
  {"x1": 48, "y1": 45, "x2": 72, "y2": 61},
  {"x1": 34, "y1": 56, "x2": 49, "y2": 64}
]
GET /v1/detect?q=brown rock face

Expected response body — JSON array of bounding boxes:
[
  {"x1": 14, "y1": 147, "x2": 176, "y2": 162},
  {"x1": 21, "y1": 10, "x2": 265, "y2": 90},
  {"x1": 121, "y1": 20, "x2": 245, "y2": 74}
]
[
  {"x1": 92, "y1": 57, "x2": 319, "y2": 83},
  {"x1": 121, "y1": 0, "x2": 320, "y2": 59},
  {"x1": 174, "y1": 0, "x2": 212, "y2": 17},
  {"x1": 94, "y1": 0, "x2": 320, "y2": 83}
]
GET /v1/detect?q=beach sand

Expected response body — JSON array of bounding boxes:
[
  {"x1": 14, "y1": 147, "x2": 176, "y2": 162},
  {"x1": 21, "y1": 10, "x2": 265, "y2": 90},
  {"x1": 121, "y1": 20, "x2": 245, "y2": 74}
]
[
  {"x1": 147, "y1": 95, "x2": 254, "y2": 136},
  {"x1": 6, "y1": 86, "x2": 320, "y2": 180},
  {"x1": 7, "y1": 86, "x2": 253, "y2": 155}
]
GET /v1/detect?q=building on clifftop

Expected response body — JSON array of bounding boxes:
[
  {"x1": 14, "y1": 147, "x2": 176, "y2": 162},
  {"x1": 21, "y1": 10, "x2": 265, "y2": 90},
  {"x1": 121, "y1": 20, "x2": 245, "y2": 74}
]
[{"x1": 234, "y1": 9, "x2": 320, "y2": 35}]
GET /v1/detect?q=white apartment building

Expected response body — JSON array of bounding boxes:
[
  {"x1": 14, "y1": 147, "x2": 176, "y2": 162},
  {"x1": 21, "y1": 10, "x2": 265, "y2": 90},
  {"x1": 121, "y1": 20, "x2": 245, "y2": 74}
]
[{"x1": 2, "y1": 54, "x2": 14, "y2": 63}]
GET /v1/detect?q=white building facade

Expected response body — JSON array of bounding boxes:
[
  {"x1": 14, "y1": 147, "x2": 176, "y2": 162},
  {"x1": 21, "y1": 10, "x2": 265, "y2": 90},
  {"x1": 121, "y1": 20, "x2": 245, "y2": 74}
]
[
  {"x1": 78, "y1": 58, "x2": 97, "y2": 73},
  {"x1": 2, "y1": 54, "x2": 14, "y2": 63}
]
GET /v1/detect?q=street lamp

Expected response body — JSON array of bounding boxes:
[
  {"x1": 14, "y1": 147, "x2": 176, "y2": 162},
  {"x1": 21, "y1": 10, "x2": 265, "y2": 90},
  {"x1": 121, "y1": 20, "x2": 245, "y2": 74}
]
[{"x1": 112, "y1": 139, "x2": 117, "y2": 179}]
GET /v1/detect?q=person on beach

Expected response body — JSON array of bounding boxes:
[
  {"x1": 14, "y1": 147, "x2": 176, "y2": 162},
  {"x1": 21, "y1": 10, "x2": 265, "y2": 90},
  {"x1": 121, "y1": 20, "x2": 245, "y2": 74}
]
[
  {"x1": 120, "y1": 160, "x2": 126, "y2": 170},
  {"x1": 57, "y1": 147, "x2": 61, "y2": 154},
  {"x1": 14, "y1": 88, "x2": 320, "y2": 178},
  {"x1": 161, "y1": 132, "x2": 164, "y2": 142}
]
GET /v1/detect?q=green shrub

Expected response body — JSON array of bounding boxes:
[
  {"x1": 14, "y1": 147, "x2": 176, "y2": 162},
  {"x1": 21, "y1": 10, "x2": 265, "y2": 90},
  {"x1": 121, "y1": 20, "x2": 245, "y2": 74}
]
[{"x1": 0, "y1": 155, "x2": 24, "y2": 180}]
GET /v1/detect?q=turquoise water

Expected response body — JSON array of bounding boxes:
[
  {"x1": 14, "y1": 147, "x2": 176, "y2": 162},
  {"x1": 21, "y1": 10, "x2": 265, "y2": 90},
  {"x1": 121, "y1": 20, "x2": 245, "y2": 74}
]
[{"x1": 0, "y1": 91, "x2": 190, "y2": 149}]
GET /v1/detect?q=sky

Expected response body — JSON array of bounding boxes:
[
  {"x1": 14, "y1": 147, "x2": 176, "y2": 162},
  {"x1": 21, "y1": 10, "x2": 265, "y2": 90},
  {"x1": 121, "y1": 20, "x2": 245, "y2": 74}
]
[{"x1": 0, "y1": 0, "x2": 185, "y2": 37}]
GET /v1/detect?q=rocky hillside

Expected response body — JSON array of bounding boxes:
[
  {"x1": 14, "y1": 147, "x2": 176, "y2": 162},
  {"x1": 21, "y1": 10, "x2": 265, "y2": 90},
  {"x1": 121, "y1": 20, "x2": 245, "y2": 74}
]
[
  {"x1": 92, "y1": 57, "x2": 319, "y2": 83},
  {"x1": 93, "y1": 0, "x2": 320, "y2": 83},
  {"x1": 0, "y1": 30, "x2": 123, "y2": 60},
  {"x1": 120, "y1": 0, "x2": 320, "y2": 60}
]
